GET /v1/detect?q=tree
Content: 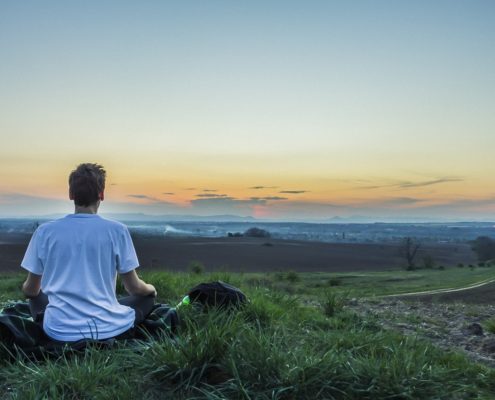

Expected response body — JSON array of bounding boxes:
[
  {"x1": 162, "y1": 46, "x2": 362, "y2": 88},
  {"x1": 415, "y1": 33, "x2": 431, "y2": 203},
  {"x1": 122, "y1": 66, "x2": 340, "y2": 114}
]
[
  {"x1": 471, "y1": 236, "x2": 495, "y2": 262},
  {"x1": 399, "y1": 237, "x2": 421, "y2": 270},
  {"x1": 244, "y1": 227, "x2": 271, "y2": 238}
]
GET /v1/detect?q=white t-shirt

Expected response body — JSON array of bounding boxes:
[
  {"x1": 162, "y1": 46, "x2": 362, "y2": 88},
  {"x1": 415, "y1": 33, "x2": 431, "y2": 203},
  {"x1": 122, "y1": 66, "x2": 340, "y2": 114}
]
[{"x1": 21, "y1": 213, "x2": 138, "y2": 342}]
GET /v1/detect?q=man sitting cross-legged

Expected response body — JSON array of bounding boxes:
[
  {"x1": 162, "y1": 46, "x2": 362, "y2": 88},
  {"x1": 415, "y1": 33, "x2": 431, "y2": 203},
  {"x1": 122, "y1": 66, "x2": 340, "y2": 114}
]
[{"x1": 20, "y1": 163, "x2": 157, "y2": 342}]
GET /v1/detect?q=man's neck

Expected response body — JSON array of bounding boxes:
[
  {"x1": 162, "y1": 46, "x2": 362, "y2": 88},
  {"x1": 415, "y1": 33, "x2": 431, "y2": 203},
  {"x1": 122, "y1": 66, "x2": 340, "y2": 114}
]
[{"x1": 74, "y1": 202, "x2": 99, "y2": 214}]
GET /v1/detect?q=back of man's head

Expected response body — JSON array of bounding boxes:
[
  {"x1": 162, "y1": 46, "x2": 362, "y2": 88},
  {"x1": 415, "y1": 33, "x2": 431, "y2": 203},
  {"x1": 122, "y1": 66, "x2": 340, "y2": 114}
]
[{"x1": 69, "y1": 163, "x2": 106, "y2": 207}]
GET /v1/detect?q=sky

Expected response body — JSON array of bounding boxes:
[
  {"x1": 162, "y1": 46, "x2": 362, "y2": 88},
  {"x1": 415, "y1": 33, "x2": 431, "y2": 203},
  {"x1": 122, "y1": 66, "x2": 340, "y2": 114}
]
[{"x1": 0, "y1": 1, "x2": 494, "y2": 221}]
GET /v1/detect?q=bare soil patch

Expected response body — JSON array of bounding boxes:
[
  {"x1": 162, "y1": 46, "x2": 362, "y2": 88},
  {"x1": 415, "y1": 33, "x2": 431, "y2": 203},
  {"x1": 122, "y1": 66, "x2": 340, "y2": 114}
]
[
  {"x1": 351, "y1": 281, "x2": 495, "y2": 368},
  {"x1": 350, "y1": 298, "x2": 495, "y2": 367},
  {"x1": 0, "y1": 233, "x2": 476, "y2": 273}
]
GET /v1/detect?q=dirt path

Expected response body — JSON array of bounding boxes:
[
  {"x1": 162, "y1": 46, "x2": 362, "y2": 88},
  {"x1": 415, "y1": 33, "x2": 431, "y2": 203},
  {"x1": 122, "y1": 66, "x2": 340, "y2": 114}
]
[
  {"x1": 382, "y1": 276, "x2": 495, "y2": 299},
  {"x1": 351, "y1": 275, "x2": 495, "y2": 368}
]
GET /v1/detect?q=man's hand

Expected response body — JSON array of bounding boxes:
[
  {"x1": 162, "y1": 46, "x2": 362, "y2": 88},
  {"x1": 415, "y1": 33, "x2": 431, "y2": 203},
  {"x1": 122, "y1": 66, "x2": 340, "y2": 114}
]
[
  {"x1": 145, "y1": 283, "x2": 157, "y2": 297},
  {"x1": 121, "y1": 270, "x2": 158, "y2": 297}
]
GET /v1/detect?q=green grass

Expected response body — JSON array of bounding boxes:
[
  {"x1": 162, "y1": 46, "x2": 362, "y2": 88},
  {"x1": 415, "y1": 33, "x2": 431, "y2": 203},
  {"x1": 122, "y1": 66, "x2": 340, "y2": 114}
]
[
  {"x1": 484, "y1": 318, "x2": 495, "y2": 335},
  {"x1": 265, "y1": 266, "x2": 495, "y2": 298},
  {"x1": 1, "y1": 268, "x2": 495, "y2": 399}
]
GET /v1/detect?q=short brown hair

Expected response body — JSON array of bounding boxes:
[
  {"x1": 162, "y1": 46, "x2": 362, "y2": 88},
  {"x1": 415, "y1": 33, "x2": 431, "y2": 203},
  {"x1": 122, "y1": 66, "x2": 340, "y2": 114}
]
[{"x1": 68, "y1": 163, "x2": 106, "y2": 207}]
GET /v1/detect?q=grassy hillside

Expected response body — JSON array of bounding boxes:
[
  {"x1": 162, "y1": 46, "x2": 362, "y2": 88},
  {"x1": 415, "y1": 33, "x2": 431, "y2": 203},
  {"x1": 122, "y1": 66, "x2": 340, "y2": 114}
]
[{"x1": 1, "y1": 268, "x2": 495, "y2": 399}]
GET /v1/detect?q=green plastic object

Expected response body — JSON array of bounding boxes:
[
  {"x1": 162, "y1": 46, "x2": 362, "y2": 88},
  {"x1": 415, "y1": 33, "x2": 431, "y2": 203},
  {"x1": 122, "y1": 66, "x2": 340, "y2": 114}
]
[{"x1": 177, "y1": 295, "x2": 190, "y2": 308}]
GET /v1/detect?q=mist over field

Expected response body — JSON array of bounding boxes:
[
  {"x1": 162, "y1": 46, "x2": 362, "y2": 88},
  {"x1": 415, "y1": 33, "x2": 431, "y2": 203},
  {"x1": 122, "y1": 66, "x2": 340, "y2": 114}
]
[{"x1": 1, "y1": 217, "x2": 495, "y2": 244}]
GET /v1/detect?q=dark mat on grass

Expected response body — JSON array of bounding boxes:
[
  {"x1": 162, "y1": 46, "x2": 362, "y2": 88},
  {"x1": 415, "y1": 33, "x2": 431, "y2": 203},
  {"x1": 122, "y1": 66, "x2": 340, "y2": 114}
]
[{"x1": 0, "y1": 302, "x2": 179, "y2": 359}]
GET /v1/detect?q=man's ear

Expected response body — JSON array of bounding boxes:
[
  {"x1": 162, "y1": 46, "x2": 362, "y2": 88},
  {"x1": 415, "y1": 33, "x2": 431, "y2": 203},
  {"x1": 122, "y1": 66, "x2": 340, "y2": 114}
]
[
  {"x1": 69, "y1": 190, "x2": 74, "y2": 200},
  {"x1": 99, "y1": 191, "x2": 105, "y2": 201}
]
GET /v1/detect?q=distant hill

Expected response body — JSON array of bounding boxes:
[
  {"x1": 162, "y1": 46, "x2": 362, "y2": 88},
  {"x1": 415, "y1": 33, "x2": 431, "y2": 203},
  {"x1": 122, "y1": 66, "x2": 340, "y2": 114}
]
[{"x1": 100, "y1": 213, "x2": 257, "y2": 222}]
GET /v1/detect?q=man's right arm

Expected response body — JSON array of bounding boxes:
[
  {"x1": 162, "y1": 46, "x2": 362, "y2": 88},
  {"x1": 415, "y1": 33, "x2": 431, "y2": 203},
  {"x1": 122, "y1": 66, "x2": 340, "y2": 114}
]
[
  {"x1": 120, "y1": 270, "x2": 157, "y2": 297},
  {"x1": 22, "y1": 272, "x2": 42, "y2": 298}
]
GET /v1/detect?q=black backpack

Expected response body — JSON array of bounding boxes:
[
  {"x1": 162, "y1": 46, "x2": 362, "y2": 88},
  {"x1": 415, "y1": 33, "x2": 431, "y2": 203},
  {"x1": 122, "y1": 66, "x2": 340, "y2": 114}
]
[{"x1": 187, "y1": 281, "x2": 247, "y2": 309}]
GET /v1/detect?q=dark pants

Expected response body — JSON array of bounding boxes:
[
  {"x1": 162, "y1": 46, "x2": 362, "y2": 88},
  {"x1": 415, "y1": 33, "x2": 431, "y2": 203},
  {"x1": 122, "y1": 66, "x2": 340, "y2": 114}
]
[{"x1": 29, "y1": 291, "x2": 155, "y2": 339}]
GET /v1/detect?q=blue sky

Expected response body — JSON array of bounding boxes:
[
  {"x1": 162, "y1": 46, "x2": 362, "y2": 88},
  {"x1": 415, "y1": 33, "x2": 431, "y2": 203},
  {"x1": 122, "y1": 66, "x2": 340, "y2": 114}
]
[{"x1": 0, "y1": 1, "x2": 494, "y2": 220}]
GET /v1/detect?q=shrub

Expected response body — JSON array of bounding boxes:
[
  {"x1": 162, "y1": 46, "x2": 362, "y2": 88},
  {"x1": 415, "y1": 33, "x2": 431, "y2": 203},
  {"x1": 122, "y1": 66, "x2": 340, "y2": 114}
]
[
  {"x1": 285, "y1": 270, "x2": 299, "y2": 283},
  {"x1": 438, "y1": 265, "x2": 445, "y2": 270},
  {"x1": 484, "y1": 318, "x2": 495, "y2": 334},
  {"x1": 422, "y1": 254, "x2": 435, "y2": 269},
  {"x1": 457, "y1": 263, "x2": 464, "y2": 268},
  {"x1": 188, "y1": 260, "x2": 205, "y2": 275},
  {"x1": 274, "y1": 271, "x2": 284, "y2": 281},
  {"x1": 244, "y1": 227, "x2": 271, "y2": 238},
  {"x1": 327, "y1": 278, "x2": 342, "y2": 287},
  {"x1": 322, "y1": 290, "x2": 345, "y2": 317},
  {"x1": 227, "y1": 232, "x2": 243, "y2": 237}
]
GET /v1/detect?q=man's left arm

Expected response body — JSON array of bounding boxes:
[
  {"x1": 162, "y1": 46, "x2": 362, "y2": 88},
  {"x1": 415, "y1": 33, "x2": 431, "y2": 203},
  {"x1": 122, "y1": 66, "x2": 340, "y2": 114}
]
[
  {"x1": 22, "y1": 272, "x2": 42, "y2": 298},
  {"x1": 21, "y1": 227, "x2": 45, "y2": 298}
]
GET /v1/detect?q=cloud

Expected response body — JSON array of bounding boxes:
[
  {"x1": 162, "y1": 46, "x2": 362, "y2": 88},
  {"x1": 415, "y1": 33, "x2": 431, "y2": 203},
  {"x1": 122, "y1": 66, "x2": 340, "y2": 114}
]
[
  {"x1": 357, "y1": 177, "x2": 464, "y2": 190},
  {"x1": 398, "y1": 177, "x2": 464, "y2": 189},
  {"x1": 253, "y1": 200, "x2": 346, "y2": 219},
  {"x1": 111, "y1": 195, "x2": 495, "y2": 220},
  {"x1": 190, "y1": 196, "x2": 266, "y2": 215},
  {"x1": 195, "y1": 193, "x2": 229, "y2": 198},
  {"x1": 249, "y1": 186, "x2": 278, "y2": 190},
  {"x1": 127, "y1": 194, "x2": 175, "y2": 205},
  {"x1": 247, "y1": 196, "x2": 431, "y2": 220},
  {"x1": 2, "y1": 190, "x2": 494, "y2": 220},
  {"x1": 184, "y1": 187, "x2": 196, "y2": 190},
  {"x1": 162, "y1": 192, "x2": 175, "y2": 195},
  {"x1": 250, "y1": 196, "x2": 288, "y2": 201},
  {"x1": 374, "y1": 197, "x2": 423, "y2": 206},
  {"x1": 128, "y1": 194, "x2": 158, "y2": 200},
  {"x1": 279, "y1": 190, "x2": 308, "y2": 194},
  {"x1": 0, "y1": 193, "x2": 63, "y2": 204},
  {"x1": 202, "y1": 189, "x2": 217, "y2": 192},
  {"x1": 418, "y1": 197, "x2": 495, "y2": 209},
  {"x1": 358, "y1": 185, "x2": 386, "y2": 190},
  {"x1": 0, "y1": 192, "x2": 71, "y2": 217},
  {"x1": 191, "y1": 197, "x2": 265, "y2": 206},
  {"x1": 103, "y1": 200, "x2": 186, "y2": 215}
]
